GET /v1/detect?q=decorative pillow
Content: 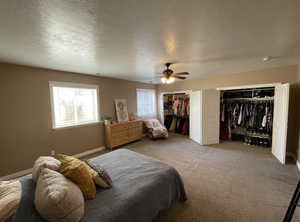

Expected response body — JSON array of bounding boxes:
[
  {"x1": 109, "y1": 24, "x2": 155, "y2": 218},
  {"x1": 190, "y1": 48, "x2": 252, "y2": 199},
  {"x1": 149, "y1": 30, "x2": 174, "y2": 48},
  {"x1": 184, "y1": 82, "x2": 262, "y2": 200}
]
[
  {"x1": 35, "y1": 168, "x2": 84, "y2": 222},
  {"x1": 0, "y1": 180, "x2": 22, "y2": 222},
  {"x1": 56, "y1": 154, "x2": 96, "y2": 199},
  {"x1": 32, "y1": 156, "x2": 61, "y2": 182},
  {"x1": 85, "y1": 160, "x2": 112, "y2": 189},
  {"x1": 144, "y1": 119, "x2": 154, "y2": 129}
]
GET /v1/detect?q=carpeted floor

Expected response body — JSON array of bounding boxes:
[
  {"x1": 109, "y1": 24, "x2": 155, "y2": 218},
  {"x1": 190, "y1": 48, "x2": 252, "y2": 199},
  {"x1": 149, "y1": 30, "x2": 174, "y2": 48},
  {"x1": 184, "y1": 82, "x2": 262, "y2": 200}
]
[{"x1": 91, "y1": 133, "x2": 300, "y2": 222}]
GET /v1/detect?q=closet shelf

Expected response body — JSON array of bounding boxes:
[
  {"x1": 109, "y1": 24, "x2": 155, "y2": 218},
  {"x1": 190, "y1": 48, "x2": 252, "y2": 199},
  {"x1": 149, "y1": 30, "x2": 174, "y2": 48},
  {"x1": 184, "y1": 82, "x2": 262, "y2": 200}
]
[{"x1": 232, "y1": 132, "x2": 272, "y2": 140}]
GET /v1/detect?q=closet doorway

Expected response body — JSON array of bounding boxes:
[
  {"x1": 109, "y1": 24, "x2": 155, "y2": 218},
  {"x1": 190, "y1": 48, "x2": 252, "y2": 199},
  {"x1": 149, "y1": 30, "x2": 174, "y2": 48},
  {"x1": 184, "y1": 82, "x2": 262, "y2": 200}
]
[
  {"x1": 218, "y1": 83, "x2": 290, "y2": 164},
  {"x1": 189, "y1": 83, "x2": 290, "y2": 164},
  {"x1": 220, "y1": 87, "x2": 275, "y2": 148},
  {"x1": 160, "y1": 91, "x2": 190, "y2": 136}
]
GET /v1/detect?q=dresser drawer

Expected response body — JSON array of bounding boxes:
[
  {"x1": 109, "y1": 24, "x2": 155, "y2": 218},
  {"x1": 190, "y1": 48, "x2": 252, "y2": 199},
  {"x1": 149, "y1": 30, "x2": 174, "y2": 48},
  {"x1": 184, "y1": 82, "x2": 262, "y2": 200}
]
[
  {"x1": 105, "y1": 120, "x2": 143, "y2": 150},
  {"x1": 128, "y1": 121, "x2": 143, "y2": 128},
  {"x1": 110, "y1": 124, "x2": 129, "y2": 132},
  {"x1": 128, "y1": 134, "x2": 142, "y2": 141},
  {"x1": 128, "y1": 128, "x2": 142, "y2": 140},
  {"x1": 129, "y1": 127, "x2": 142, "y2": 135},
  {"x1": 111, "y1": 130, "x2": 129, "y2": 138},
  {"x1": 112, "y1": 137, "x2": 128, "y2": 147}
]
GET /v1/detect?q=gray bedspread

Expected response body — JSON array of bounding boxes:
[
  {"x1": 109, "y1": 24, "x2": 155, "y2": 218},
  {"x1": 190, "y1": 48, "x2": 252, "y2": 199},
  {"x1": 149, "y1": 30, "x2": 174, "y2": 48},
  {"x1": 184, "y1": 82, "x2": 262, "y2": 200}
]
[{"x1": 15, "y1": 149, "x2": 187, "y2": 222}]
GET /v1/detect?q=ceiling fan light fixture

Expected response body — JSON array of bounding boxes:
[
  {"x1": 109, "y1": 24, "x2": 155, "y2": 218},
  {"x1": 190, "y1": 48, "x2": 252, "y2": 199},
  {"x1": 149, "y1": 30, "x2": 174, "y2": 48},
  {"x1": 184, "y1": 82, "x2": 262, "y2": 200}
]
[
  {"x1": 165, "y1": 77, "x2": 175, "y2": 84},
  {"x1": 161, "y1": 77, "x2": 167, "y2": 83},
  {"x1": 263, "y1": 56, "x2": 271, "y2": 62},
  {"x1": 160, "y1": 62, "x2": 189, "y2": 84}
]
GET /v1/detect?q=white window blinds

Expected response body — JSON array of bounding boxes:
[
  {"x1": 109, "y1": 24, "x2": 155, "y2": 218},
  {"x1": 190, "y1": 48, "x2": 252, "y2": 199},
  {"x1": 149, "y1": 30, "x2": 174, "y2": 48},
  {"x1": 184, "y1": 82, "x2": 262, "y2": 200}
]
[
  {"x1": 137, "y1": 89, "x2": 156, "y2": 117},
  {"x1": 50, "y1": 82, "x2": 99, "y2": 128}
]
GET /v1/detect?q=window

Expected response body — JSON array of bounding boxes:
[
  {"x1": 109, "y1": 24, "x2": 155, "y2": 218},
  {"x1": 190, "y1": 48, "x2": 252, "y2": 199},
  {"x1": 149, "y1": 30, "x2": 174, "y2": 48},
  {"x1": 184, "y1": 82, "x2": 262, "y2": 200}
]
[
  {"x1": 137, "y1": 88, "x2": 156, "y2": 117},
  {"x1": 49, "y1": 82, "x2": 99, "y2": 129}
]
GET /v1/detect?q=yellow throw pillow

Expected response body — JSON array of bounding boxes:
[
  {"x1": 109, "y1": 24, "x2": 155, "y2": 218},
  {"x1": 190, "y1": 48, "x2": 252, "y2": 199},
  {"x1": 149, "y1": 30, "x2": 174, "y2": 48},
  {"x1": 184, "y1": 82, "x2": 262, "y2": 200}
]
[{"x1": 56, "y1": 154, "x2": 96, "y2": 200}]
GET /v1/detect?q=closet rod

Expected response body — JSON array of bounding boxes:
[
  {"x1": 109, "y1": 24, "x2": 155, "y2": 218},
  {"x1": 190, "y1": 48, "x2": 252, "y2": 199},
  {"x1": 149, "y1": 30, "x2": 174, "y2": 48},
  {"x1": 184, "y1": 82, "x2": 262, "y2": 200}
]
[
  {"x1": 223, "y1": 97, "x2": 274, "y2": 102},
  {"x1": 223, "y1": 87, "x2": 274, "y2": 92},
  {"x1": 164, "y1": 93, "x2": 186, "y2": 96}
]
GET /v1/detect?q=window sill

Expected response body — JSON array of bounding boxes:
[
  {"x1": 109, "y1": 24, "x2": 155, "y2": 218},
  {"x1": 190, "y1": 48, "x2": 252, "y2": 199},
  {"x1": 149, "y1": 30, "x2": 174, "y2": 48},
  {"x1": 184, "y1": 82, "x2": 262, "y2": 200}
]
[
  {"x1": 138, "y1": 114, "x2": 157, "y2": 119},
  {"x1": 52, "y1": 121, "x2": 101, "y2": 130}
]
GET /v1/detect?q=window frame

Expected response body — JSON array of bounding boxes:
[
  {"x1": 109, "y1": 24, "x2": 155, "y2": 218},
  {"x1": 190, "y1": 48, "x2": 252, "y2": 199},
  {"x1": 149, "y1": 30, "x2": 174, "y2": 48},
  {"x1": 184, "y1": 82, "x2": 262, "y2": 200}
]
[
  {"x1": 136, "y1": 88, "x2": 157, "y2": 117},
  {"x1": 49, "y1": 81, "x2": 100, "y2": 129}
]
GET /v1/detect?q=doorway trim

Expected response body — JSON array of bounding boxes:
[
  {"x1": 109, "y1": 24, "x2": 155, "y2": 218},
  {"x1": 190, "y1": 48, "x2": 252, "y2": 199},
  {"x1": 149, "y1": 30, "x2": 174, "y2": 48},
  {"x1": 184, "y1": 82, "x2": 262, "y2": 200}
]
[{"x1": 217, "y1": 82, "x2": 282, "y2": 91}]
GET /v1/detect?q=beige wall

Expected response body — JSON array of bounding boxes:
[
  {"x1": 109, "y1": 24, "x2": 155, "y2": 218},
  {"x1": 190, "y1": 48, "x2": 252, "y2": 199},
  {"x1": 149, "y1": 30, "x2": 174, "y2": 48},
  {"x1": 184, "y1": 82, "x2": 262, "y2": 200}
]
[
  {"x1": 158, "y1": 65, "x2": 299, "y2": 157},
  {"x1": 0, "y1": 63, "x2": 155, "y2": 176},
  {"x1": 297, "y1": 65, "x2": 300, "y2": 162}
]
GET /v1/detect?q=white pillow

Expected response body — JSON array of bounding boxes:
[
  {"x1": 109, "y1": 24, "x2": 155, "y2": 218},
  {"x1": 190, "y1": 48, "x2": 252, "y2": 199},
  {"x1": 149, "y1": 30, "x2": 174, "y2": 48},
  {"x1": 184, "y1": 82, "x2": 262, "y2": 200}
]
[
  {"x1": 0, "y1": 181, "x2": 22, "y2": 221},
  {"x1": 32, "y1": 156, "x2": 61, "y2": 182},
  {"x1": 144, "y1": 120, "x2": 153, "y2": 128},
  {"x1": 35, "y1": 168, "x2": 84, "y2": 222}
]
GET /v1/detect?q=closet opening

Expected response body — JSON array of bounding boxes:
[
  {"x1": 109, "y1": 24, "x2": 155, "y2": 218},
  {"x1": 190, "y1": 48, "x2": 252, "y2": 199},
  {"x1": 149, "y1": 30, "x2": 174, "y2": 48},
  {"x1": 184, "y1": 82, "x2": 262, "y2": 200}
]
[
  {"x1": 163, "y1": 93, "x2": 190, "y2": 136},
  {"x1": 220, "y1": 87, "x2": 274, "y2": 148}
]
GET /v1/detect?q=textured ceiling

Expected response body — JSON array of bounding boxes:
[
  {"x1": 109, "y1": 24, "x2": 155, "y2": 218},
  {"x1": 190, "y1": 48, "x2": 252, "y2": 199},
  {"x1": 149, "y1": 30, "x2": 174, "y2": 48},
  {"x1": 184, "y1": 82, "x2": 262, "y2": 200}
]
[{"x1": 0, "y1": 0, "x2": 300, "y2": 83}]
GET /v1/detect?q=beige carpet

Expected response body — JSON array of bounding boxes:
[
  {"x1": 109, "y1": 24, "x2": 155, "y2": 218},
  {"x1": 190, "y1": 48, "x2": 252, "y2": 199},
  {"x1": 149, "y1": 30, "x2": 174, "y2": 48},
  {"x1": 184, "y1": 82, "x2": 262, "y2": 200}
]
[{"x1": 91, "y1": 134, "x2": 300, "y2": 222}]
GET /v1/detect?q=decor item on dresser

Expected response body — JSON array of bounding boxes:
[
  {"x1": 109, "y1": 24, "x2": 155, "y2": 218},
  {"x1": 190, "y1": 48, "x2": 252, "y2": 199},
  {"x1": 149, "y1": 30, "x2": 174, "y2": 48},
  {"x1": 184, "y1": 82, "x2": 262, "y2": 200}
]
[
  {"x1": 14, "y1": 149, "x2": 187, "y2": 222},
  {"x1": 105, "y1": 120, "x2": 143, "y2": 150},
  {"x1": 144, "y1": 119, "x2": 168, "y2": 139},
  {"x1": 114, "y1": 99, "x2": 129, "y2": 122},
  {"x1": 129, "y1": 112, "x2": 138, "y2": 121},
  {"x1": 101, "y1": 115, "x2": 112, "y2": 125}
]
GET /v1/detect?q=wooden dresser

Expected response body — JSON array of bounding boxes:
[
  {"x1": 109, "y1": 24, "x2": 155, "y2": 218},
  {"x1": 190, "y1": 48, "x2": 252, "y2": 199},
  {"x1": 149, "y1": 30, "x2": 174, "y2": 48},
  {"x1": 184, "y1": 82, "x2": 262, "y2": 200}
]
[{"x1": 105, "y1": 120, "x2": 144, "y2": 150}]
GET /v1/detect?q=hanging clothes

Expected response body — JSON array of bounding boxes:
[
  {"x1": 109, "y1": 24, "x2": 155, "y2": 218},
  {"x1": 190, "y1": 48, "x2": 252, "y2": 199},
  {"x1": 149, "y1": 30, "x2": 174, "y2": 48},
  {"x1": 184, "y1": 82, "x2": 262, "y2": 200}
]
[
  {"x1": 262, "y1": 105, "x2": 268, "y2": 128},
  {"x1": 220, "y1": 90, "x2": 274, "y2": 148},
  {"x1": 172, "y1": 97, "x2": 179, "y2": 116},
  {"x1": 238, "y1": 104, "x2": 243, "y2": 126},
  {"x1": 163, "y1": 93, "x2": 190, "y2": 135},
  {"x1": 182, "y1": 96, "x2": 190, "y2": 135}
]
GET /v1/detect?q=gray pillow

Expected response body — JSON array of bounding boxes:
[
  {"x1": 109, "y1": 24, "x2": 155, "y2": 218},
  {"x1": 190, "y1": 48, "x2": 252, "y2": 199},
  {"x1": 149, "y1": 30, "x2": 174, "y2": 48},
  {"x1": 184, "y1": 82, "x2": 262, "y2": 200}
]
[
  {"x1": 85, "y1": 160, "x2": 112, "y2": 189},
  {"x1": 35, "y1": 168, "x2": 84, "y2": 222},
  {"x1": 32, "y1": 156, "x2": 61, "y2": 182}
]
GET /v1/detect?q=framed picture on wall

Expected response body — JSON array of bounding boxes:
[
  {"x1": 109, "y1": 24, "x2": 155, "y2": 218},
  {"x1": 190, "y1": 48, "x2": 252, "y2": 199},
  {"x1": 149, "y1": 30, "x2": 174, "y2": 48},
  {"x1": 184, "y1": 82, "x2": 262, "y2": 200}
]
[{"x1": 114, "y1": 99, "x2": 129, "y2": 122}]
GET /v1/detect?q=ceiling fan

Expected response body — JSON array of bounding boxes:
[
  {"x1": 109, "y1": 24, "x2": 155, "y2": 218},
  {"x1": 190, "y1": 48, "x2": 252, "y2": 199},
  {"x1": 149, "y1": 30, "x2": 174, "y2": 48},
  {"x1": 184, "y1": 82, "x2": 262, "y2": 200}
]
[{"x1": 160, "y1": 63, "x2": 189, "y2": 84}]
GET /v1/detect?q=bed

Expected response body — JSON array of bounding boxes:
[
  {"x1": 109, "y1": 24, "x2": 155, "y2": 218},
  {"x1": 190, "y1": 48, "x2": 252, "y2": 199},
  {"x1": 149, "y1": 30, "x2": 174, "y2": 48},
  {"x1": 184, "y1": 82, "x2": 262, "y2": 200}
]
[{"x1": 14, "y1": 149, "x2": 187, "y2": 222}]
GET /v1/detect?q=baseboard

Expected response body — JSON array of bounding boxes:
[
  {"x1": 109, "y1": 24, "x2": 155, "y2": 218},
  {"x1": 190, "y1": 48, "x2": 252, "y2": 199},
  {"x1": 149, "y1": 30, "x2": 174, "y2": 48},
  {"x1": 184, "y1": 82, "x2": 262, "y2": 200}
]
[
  {"x1": 0, "y1": 168, "x2": 33, "y2": 181},
  {"x1": 288, "y1": 152, "x2": 300, "y2": 172},
  {"x1": 0, "y1": 146, "x2": 106, "y2": 181},
  {"x1": 286, "y1": 152, "x2": 297, "y2": 162},
  {"x1": 73, "y1": 146, "x2": 106, "y2": 158},
  {"x1": 286, "y1": 152, "x2": 300, "y2": 172}
]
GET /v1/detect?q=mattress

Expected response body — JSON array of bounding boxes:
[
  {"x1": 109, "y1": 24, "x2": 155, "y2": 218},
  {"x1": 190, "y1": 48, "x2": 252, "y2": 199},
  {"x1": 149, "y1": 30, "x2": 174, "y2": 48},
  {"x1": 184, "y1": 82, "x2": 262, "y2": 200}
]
[{"x1": 14, "y1": 149, "x2": 187, "y2": 222}]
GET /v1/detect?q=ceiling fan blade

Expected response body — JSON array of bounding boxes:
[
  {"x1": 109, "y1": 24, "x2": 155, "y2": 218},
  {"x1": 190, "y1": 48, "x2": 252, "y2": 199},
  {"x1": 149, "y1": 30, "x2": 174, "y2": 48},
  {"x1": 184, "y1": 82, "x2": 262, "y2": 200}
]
[
  {"x1": 174, "y1": 76, "x2": 186, "y2": 80},
  {"x1": 173, "y1": 72, "x2": 189, "y2": 75}
]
